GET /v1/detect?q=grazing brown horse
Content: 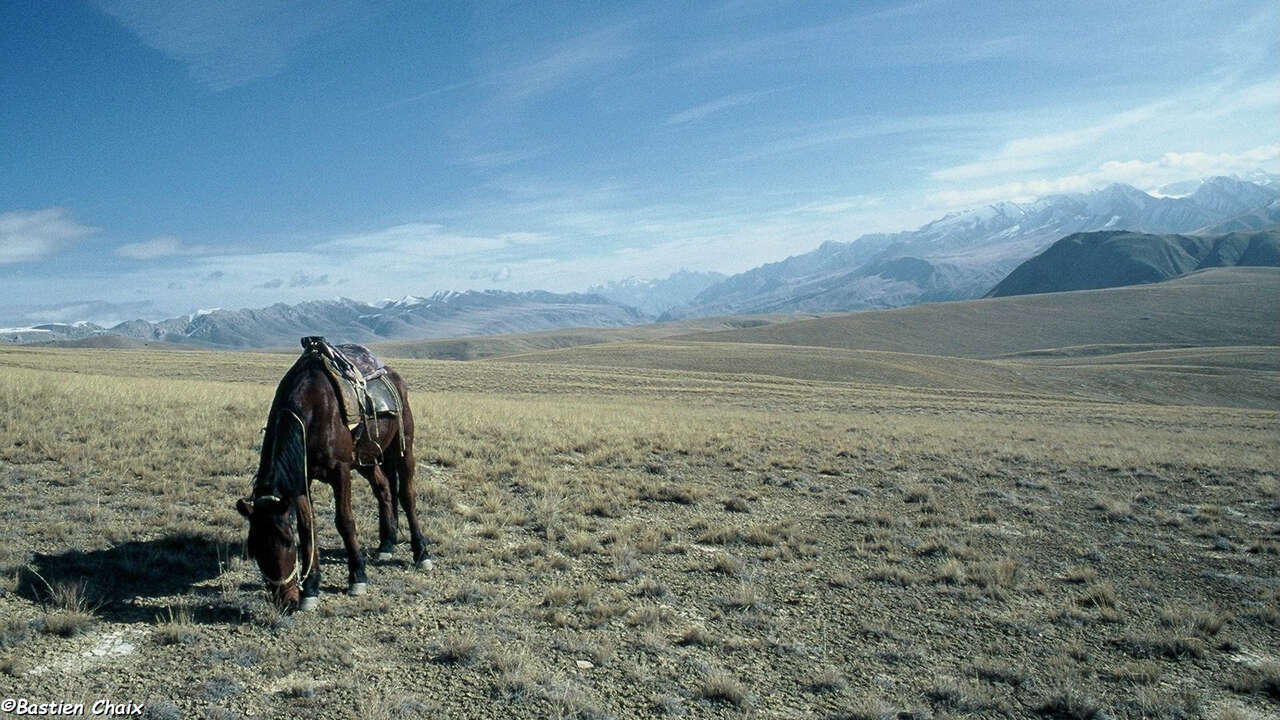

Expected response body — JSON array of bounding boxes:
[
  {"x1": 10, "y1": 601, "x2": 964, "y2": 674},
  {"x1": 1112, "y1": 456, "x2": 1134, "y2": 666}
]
[{"x1": 235, "y1": 342, "x2": 430, "y2": 611}]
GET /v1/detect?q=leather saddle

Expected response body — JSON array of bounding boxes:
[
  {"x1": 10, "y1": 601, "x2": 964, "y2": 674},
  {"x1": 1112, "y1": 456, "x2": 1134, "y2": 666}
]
[{"x1": 300, "y1": 336, "x2": 403, "y2": 466}]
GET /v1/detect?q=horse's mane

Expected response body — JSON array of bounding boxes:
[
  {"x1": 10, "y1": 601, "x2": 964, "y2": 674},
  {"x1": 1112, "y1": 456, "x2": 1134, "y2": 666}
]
[{"x1": 253, "y1": 354, "x2": 321, "y2": 500}]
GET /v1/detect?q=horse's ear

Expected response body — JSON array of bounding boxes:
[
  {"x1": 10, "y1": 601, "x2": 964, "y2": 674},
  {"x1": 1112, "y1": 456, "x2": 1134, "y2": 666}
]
[{"x1": 235, "y1": 497, "x2": 254, "y2": 518}]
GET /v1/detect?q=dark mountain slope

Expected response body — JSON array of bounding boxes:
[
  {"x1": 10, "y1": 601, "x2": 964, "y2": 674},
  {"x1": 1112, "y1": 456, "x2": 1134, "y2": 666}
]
[{"x1": 987, "y1": 228, "x2": 1279, "y2": 297}]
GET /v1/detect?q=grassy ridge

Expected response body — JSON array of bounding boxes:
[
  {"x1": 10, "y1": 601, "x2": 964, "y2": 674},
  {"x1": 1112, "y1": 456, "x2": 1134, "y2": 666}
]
[
  {"x1": 486, "y1": 268, "x2": 1279, "y2": 409},
  {"x1": 679, "y1": 268, "x2": 1280, "y2": 358},
  {"x1": 492, "y1": 340, "x2": 1280, "y2": 410},
  {"x1": 496, "y1": 341, "x2": 1038, "y2": 393},
  {"x1": 371, "y1": 314, "x2": 814, "y2": 360}
]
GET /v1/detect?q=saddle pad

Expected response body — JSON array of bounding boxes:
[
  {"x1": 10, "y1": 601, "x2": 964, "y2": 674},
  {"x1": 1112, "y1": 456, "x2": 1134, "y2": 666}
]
[{"x1": 334, "y1": 343, "x2": 388, "y2": 382}]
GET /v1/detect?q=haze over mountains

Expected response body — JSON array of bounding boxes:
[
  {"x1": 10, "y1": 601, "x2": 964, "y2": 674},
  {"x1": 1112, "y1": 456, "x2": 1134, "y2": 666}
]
[
  {"x1": 586, "y1": 270, "x2": 726, "y2": 317},
  {"x1": 7, "y1": 174, "x2": 1278, "y2": 349},
  {"x1": 0, "y1": 291, "x2": 645, "y2": 348},
  {"x1": 660, "y1": 175, "x2": 1280, "y2": 318}
]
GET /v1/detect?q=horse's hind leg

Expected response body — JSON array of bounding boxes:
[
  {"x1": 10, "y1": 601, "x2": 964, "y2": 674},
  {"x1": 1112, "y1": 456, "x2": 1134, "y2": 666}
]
[
  {"x1": 394, "y1": 445, "x2": 430, "y2": 569},
  {"x1": 384, "y1": 460, "x2": 401, "y2": 538},
  {"x1": 357, "y1": 463, "x2": 398, "y2": 560},
  {"x1": 330, "y1": 465, "x2": 368, "y2": 594}
]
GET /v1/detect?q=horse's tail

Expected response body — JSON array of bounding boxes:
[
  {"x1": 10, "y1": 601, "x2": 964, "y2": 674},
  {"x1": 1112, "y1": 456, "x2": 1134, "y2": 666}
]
[{"x1": 256, "y1": 409, "x2": 308, "y2": 498}]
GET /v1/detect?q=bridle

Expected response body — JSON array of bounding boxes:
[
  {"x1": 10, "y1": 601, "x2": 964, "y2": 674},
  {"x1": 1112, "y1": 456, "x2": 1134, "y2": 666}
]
[{"x1": 253, "y1": 409, "x2": 316, "y2": 593}]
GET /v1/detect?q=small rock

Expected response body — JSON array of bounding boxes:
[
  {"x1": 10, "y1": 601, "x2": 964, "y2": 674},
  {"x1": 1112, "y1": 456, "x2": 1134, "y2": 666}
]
[{"x1": 575, "y1": 660, "x2": 594, "y2": 670}]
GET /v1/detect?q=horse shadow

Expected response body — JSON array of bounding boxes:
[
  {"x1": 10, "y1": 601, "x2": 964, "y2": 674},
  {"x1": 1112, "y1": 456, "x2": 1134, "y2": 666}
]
[{"x1": 20, "y1": 531, "x2": 244, "y2": 625}]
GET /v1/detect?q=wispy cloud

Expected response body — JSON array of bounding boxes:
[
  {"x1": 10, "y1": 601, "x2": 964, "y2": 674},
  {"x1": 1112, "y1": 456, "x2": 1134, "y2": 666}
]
[
  {"x1": 115, "y1": 235, "x2": 210, "y2": 259},
  {"x1": 925, "y1": 143, "x2": 1280, "y2": 208},
  {"x1": 323, "y1": 222, "x2": 512, "y2": 259},
  {"x1": 0, "y1": 208, "x2": 97, "y2": 264},
  {"x1": 493, "y1": 24, "x2": 636, "y2": 105},
  {"x1": 289, "y1": 271, "x2": 329, "y2": 288},
  {"x1": 723, "y1": 109, "x2": 1004, "y2": 164},
  {"x1": 9, "y1": 299, "x2": 155, "y2": 327},
  {"x1": 780, "y1": 195, "x2": 883, "y2": 215},
  {"x1": 146, "y1": 221, "x2": 537, "y2": 304},
  {"x1": 457, "y1": 147, "x2": 547, "y2": 169},
  {"x1": 670, "y1": 2, "x2": 1017, "y2": 76},
  {"x1": 94, "y1": 0, "x2": 359, "y2": 91},
  {"x1": 665, "y1": 90, "x2": 773, "y2": 126},
  {"x1": 930, "y1": 101, "x2": 1170, "y2": 182},
  {"x1": 929, "y1": 67, "x2": 1280, "y2": 184},
  {"x1": 373, "y1": 80, "x2": 476, "y2": 114},
  {"x1": 470, "y1": 265, "x2": 512, "y2": 282}
]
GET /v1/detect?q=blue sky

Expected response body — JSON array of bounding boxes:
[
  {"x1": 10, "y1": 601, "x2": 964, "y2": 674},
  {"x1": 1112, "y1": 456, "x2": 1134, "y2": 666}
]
[{"x1": 2, "y1": 0, "x2": 1277, "y2": 324}]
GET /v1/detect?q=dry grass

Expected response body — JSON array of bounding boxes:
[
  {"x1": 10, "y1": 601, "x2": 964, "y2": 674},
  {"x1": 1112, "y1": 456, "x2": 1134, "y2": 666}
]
[
  {"x1": 1037, "y1": 687, "x2": 1103, "y2": 719},
  {"x1": 807, "y1": 666, "x2": 847, "y2": 693},
  {"x1": 699, "y1": 668, "x2": 750, "y2": 708},
  {"x1": 38, "y1": 580, "x2": 97, "y2": 638},
  {"x1": 0, "y1": 341, "x2": 1276, "y2": 718},
  {"x1": 153, "y1": 605, "x2": 196, "y2": 645},
  {"x1": 430, "y1": 629, "x2": 485, "y2": 665},
  {"x1": 1226, "y1": 661, "x2": 1280, "y2": 700},
  {"x1": 1061, "y1": 564, "x2": 1098, "y2": 584}
]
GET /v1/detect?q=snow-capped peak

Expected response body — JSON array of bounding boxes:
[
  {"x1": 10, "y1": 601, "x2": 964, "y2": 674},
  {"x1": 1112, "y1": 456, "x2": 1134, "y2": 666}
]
[{"x1": 188, "y1": 308, "x2": 221, "y2": 321}]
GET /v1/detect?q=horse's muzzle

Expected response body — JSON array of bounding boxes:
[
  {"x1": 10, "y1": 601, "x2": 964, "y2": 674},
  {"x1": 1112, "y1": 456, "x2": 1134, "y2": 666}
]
[{"x1": 272, "y1": 584, "x2": 301, "y2": 612}]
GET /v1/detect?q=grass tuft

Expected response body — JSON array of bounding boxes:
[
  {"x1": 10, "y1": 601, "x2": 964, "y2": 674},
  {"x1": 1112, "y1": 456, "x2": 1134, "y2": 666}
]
[
  {"x1": 153, "y1": 605, "x2": 196, "y2": 645},
  {"x1": 1037, "y1": 687, "x2": 1102, "y2": 719},
  {"x1": 700, "y1": 668, "x2": 750, "y2": 708}
]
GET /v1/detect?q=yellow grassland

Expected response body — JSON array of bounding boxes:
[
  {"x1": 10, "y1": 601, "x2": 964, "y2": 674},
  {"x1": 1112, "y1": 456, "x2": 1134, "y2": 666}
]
[{"x1": 0, "y1": 309, "x2": 1277, "y2": 717}]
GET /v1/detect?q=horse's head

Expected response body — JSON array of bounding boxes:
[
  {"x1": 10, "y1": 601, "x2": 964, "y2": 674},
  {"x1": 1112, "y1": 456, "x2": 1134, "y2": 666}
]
[{"x1": 236, "y1": 493, "x2": 301, "y2": 610}]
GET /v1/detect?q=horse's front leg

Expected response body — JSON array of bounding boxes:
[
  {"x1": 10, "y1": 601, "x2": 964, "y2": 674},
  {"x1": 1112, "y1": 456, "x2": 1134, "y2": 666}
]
[
  {"x1": 295, "y1": 490, "x2": 321, "y2": 610},
  {"x1": 330, "y1": 465, "x2": 368, "y2": 595}
]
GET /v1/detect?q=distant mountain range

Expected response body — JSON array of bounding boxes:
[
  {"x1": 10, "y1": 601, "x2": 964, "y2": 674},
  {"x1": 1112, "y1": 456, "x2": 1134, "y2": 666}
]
[
  {"x1": 6, "y1": 174, "x2": 1278, "y2": 349},
  {"x1": 1, "y1": 290, "x2": 645, "y2": 348},
  {"x1": 661, "y1": 175, "x2": 1280, "y2": 319},
  {"x1": 587, "y1": 270, "x2": 725, "y2": 317},
  {"x1": 988, "y1": 228, "x2": 1280, "y2": 297}
]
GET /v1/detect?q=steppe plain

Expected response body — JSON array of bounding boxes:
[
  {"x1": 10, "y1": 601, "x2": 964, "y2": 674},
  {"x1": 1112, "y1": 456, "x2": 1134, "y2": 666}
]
[{"x1": 0, "y1": 269, "x2": 1277, "y2": 719}]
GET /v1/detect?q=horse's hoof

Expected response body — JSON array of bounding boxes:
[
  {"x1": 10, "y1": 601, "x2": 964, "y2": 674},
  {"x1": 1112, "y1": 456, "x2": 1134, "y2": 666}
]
[
  {"x1": 298, "y1": 596, "x2": 319, "y2": 612},
  {"x1": 416, "y1": 558, "x2": 434, "y2": 571},
  {"x1": 376, "y1": 552, "x2": 393, "y2": 562},
  {"x1": 348, "y1": 582, "x2": 368, "y2": 596}
]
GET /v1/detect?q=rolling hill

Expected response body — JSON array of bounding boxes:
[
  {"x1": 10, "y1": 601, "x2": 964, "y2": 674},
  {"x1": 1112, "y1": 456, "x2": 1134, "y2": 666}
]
[
  {"x1": 493, "y1": 268, "x2": 1280, "y2": 408},
  {"x1": 675, "y1": 267, "x2": 1279, "y2": 359},
  {"x1": 372, "y1": 314, "x2": 811, "y2": 360}
]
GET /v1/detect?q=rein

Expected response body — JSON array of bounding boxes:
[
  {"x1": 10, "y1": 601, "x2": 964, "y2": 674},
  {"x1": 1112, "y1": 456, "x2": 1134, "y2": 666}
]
[{"x1": 258, "y1": 409, "x2": 316, "y2": 593}]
